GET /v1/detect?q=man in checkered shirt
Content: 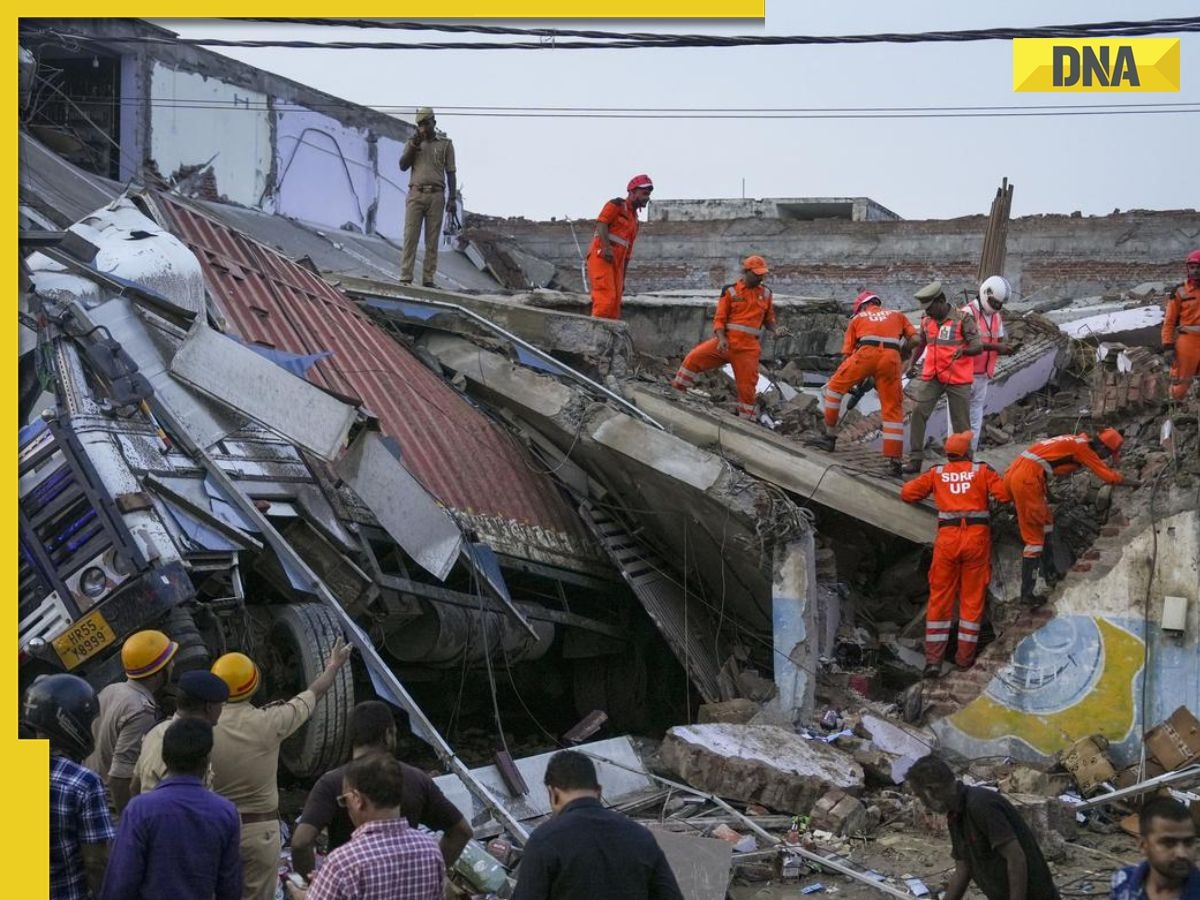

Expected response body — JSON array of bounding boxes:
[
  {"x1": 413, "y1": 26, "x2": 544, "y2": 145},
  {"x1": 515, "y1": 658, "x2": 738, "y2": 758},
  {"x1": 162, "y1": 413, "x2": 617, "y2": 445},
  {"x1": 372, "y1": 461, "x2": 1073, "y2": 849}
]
[
  {"x1": 24, "y1": 674, "x2": 116, "y2": 900},
  {"x1": 286, "y1": 753, "x2": 444, "y2": 900}
]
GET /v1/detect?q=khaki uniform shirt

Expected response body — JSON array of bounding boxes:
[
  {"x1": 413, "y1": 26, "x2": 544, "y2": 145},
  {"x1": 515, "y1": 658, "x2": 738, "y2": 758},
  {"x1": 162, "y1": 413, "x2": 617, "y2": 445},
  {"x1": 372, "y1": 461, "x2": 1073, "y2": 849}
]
[
  {"x1": 209, "y1": 691, "x2": 315, "y2": 814},
  {"x1": 85, "y1": 679, "x2": 160, "y2": 781},
  {"x1": 131, "y1": 713, "x2": 215, "y2": 796},
  {"x1": 400, "y1": 134, "x2": 456, "y2": 189}
]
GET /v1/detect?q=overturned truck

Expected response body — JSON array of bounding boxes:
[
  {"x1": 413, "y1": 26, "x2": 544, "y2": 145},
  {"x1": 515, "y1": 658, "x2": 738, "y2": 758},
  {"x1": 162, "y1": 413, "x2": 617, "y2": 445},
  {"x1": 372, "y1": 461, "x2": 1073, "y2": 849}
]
[{"x1": 17, "y1": 193, "x2": 654, "y2": 778}]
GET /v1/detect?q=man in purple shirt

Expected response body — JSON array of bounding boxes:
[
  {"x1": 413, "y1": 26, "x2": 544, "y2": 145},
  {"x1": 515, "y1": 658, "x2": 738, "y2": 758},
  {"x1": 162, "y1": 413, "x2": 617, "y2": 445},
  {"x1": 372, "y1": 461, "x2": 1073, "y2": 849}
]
[{"x1": 100, "y1": 717, "x2": 242, "y2": 900}]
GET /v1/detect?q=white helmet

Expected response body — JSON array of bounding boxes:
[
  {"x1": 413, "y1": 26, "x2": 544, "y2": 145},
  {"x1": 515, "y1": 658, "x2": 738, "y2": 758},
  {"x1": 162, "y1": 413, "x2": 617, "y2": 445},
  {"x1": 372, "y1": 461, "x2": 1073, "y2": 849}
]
[{"x1": 979, "y1": 275, "x2": 1012, "y2": 310}]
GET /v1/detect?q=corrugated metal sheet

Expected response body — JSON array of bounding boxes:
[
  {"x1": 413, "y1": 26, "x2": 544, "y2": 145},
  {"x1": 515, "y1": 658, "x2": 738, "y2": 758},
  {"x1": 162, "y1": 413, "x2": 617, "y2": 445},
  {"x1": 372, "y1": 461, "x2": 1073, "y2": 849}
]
[{"x1": 150, "y1": 192, "x2": 598, "y2": 571}]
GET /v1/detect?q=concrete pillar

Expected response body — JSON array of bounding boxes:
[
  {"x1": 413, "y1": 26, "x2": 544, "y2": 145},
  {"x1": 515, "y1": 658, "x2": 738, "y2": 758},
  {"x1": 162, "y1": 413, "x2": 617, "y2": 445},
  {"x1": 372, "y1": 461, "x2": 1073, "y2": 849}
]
[{"x1": 769, "y1": 534, "x2": 818, "y2": 725}]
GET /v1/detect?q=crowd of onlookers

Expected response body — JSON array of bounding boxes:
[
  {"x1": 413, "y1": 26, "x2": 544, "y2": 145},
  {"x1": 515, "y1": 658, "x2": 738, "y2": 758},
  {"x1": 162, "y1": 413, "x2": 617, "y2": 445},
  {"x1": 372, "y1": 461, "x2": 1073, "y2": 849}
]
[{"x1": 27, "y1": 628, "x2": 1200, "y2": 900}]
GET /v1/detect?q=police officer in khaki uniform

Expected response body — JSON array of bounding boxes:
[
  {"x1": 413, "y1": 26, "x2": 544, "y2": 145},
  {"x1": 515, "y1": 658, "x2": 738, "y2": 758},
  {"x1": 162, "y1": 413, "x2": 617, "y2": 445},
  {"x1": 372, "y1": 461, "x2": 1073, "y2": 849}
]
[
  {"x1": 86, "y1": 629, "x2": 178, "y2": 813},
  {"x1": 131, "y1": 669, "x2": 228, "y2": 796},
  {"x1": 210, "y1": 639, "x2": 352, "y2": 900},
  {"x1": 398, "y1": 106, "x2": 457, "y2": 287}
]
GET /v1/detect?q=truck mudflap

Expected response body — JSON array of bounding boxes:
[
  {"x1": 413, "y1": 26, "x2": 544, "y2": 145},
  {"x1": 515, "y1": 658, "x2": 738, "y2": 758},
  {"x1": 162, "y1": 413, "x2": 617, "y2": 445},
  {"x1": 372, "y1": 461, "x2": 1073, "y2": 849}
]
[{"x1": 24, "y1": 560, "x2": 195, "y2": 681}]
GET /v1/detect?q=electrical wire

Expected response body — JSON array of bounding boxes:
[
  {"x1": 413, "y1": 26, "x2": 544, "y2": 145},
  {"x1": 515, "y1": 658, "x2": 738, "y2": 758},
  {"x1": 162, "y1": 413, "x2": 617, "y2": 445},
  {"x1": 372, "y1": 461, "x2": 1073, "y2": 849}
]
[{"x1": 25, "y1": 16, "x2": 1200, "y2": 51}]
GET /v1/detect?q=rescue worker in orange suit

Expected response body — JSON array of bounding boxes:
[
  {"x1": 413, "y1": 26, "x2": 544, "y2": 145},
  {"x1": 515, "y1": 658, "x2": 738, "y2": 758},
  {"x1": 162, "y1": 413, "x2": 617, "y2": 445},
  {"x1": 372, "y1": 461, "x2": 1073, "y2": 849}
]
[
  {"x1": 588, "y1": 174, "x2": 653, "y2": 319},
  {"x1": 903, "y1": 281, "x2": 982, "y2": 474},
  {"x1": 812, "y1": 290, "x2": 917, "y2": 475},
  {"x1": 1162, "y1": 249, "x2": 1200, "y2": 400},
  {"x1": 672, "y1": 255, "x2": 787, "y2": 420},
  {"x1": 1003, "y1": 429, "x2": 1129, "y2": 607},
  {"x1": 901, "y1": 431, "x2": 1010, "y2": 678}
]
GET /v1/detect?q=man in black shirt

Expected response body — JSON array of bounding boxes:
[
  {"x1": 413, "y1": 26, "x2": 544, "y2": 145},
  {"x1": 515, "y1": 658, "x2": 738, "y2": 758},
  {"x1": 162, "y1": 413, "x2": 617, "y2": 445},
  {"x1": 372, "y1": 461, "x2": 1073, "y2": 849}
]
[
  {"x1": 513, "y1": 750, "x2": 683, "y2": 900},
  {"x1": 290, "y1": 701, "x2": 472, "y2": 878},
  {"x1": 907, "y1": 755, "x2": 1060, "y2": 900}
]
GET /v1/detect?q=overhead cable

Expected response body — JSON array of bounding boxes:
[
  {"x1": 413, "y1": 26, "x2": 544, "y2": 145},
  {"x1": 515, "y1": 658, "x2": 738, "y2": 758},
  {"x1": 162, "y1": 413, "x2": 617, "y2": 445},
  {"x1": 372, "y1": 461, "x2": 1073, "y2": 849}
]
[{"x1": 21, "y1": 16, "x2": 1200, "y2": 51}]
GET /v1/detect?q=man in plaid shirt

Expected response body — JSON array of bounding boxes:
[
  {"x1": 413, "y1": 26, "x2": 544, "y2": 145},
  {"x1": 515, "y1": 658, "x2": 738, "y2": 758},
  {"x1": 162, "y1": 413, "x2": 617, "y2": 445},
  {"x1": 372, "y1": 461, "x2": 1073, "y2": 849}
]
[
  {"x1": 24, "y1": 674, "x2": 116, "y2": 900},
  {"x1": 286, "y1": 753, "x2": 444, "y2": 900}
]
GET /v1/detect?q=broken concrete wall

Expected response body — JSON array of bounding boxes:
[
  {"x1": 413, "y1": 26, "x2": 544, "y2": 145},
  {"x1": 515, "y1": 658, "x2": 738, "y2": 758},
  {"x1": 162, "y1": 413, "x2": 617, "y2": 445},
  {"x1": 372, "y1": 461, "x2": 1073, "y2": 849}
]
[
  {"x1": 481, "y1": 209, "x2": 1194, "y2": 303},
  {"x1": 933, "y1": 505, "x2": 1200, "y2": 766},
  {"x1": 149, "y1": 62, "x2": 272, "y2": 206}
]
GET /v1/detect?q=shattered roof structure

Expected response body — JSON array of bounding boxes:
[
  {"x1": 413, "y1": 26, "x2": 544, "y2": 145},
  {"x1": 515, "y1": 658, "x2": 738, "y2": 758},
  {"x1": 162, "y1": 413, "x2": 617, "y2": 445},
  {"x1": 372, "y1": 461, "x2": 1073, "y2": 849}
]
[{"x1": 144, "y1": 192, "x2": 601, "y2": 575}]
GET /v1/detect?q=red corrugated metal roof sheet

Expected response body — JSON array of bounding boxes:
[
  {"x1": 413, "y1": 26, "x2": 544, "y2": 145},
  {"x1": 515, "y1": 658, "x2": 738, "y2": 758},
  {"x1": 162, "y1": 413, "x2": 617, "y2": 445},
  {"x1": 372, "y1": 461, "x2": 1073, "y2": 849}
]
[{"x1": 151, "y1": 193, "x2": 596, "y2": 570}]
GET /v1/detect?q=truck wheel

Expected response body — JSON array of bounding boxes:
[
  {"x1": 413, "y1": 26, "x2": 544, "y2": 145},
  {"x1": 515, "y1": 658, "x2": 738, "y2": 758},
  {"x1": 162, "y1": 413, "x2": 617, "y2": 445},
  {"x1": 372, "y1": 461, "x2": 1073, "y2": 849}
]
[{"x1": 263, "y1": 604, "x2": 353, "y2": 779}]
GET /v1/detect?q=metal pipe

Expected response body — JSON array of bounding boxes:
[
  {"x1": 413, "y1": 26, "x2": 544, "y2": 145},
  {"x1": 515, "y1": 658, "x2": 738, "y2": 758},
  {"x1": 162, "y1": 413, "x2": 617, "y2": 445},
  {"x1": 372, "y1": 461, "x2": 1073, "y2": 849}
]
[{"x1": 1076, "y1": 764, "x2": 1200, "y2": 810}]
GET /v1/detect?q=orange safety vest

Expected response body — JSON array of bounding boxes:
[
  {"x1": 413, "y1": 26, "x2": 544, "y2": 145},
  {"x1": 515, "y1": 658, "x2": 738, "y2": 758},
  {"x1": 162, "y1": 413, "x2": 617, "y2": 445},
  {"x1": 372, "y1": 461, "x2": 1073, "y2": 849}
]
[
  {"x1": 900, "y1": 460, "x2": 1006, "y2": 524},
  {"x1": 963, "y1": 301, "x2": 1004, "y2": 378},
  {"x1": 920, "y1": 314, "x2": 975, "y2": 385},
  {"x1": 714, "y1": 280, "x2": 775, "y2": 349},
  {"x1": 588, "y1": 198, "x2": 640, "y2": 260},
  {"x1": 841, "y1": 307, "x2": 917, "y2": 356}
]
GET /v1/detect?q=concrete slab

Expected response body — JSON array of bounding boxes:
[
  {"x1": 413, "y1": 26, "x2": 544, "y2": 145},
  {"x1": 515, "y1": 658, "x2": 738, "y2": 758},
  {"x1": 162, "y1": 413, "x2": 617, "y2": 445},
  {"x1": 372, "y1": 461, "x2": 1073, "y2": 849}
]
[
  {"x1": 630, "y1": 386, "x2": 936, "y2": 544},
  {"x1": 649, "y1": 829, "x2": 733, "y2": 900},
  {"x1": 433, "y1": 736, "x2": 655, "y2": 829},
  {"x1": 660, "y1": 723, "x2": 864, "y2": 814}
]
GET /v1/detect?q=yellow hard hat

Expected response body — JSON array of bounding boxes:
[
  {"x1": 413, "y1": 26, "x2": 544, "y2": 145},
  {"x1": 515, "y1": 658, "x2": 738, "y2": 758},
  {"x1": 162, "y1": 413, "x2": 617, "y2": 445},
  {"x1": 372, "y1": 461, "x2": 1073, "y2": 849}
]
[
  {"x1": 121, "y1": 630, "x2": 179, "y2": 679},
  {"x1": 415, "y1": 106, "x2": 435, "y2": 123},
  {"x1": 211, "y1": 652, "x2": 260, "y2": 703}
]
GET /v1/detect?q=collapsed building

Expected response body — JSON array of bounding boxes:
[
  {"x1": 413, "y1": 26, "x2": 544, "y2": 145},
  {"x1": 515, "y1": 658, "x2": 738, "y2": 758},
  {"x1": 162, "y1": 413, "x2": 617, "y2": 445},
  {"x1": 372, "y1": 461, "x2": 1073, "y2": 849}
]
[{"x1": 17, "y1": 18, "x2": 1200, "y2": 898}]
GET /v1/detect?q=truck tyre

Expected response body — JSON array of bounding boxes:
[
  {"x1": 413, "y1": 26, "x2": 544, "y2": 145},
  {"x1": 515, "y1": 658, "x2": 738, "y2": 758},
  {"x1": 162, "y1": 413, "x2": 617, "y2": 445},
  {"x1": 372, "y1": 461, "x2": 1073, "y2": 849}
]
[{"x1": 263, "y1": 603, "x2": 353, "y2": 779}]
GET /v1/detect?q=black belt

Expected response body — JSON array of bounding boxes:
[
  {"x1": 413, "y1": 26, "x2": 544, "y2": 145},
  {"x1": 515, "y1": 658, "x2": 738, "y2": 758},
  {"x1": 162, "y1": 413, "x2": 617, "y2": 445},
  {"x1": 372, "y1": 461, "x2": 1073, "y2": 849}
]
[
  {"x1": 856, "y1": 340, "x2": 899, "y2": 350},
  {"x1": 938, "y1": 517, "x2": 990, "y2": 528},
  {"x1": 410, "y1": 184, "x2": 444, "y2": 193},
  {"x1": 240, "y1": 810, "x2": 278, "y2": 825}
]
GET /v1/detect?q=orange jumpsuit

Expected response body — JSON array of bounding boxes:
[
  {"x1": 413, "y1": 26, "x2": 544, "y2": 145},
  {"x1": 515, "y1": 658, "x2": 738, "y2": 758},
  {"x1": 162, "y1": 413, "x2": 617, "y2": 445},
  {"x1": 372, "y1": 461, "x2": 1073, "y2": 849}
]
[
  {"x1": 1163, "y1": 280, "x2": 1200, "y2": 400},
  {"x1": 823, "y1": 307, "x2": 917, "y2": 458},
  {"x1": 1003, "y1": 434, "x2": 1124, "y2": 560},
  {"x1": 901, "y1": 461, "x2": 1010, "y2": 667},
  {"x1": 588, "y1": 197, "x2": 640, "y2": 319},
  {"x1": 673, "y1": 279, "x2": 775, "y2": 419}
]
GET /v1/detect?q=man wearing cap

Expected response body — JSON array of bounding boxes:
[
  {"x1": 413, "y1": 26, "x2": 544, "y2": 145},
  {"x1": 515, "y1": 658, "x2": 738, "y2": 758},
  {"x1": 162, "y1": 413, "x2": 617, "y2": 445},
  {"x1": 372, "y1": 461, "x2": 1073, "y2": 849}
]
[
  {"x1": 86, "y1": 629, "x2": 179, "y2": 814},
  {"x1": 945, "y1": 276, "x2": 1017, "y2": 454},
  {"x1": 588, "y1": 175, "x2": 653, "y2": 319},
  {"x1": 903, "y1": 281, "x2": 983, "y2": 474},
  {"x1": 901, "y1": 432, "x2": 1010, "y2": 677},
  {"x1": 209, "y1": 640, "x2": 353, "y2": 900},
  {"x1": 813, "y1": 289, "x2": 918, "y2": 473},
  {"x1": 399, "y1": 107, "x2": 457, "y2": 287},
  {"x1": 131, "y1": 669, "x2": 228, "y2": 797},
  {"x1": 672, "y1": 255, "x2": 785, "y2": 420},
  {"x1": 1002, "y1": 430, "x2": 1128, "y2": 606}
]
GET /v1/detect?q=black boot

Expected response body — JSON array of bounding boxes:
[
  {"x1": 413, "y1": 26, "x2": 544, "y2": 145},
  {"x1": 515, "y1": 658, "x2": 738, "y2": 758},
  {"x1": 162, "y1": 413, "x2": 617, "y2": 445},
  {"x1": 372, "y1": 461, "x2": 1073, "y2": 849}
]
[
  {"x1": 1020, "y1": 557, "x2": 1046, "y2": 607},
  {"x1": 1040, "y1": 551, "x2": 1060, "y2": 589}
]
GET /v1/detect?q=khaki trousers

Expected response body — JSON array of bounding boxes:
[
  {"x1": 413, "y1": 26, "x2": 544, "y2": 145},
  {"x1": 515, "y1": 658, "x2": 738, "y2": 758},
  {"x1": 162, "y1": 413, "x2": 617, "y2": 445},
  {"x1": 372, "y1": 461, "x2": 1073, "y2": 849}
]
[
  {"x1": 908, "y1": 379, "x2": 971, "y2": 461},
  {"x1": 401, "y1": 189, "x2": 446, "y2": 284},
  {"x1": 240, "y1": 819, "x2": 281, "y2": 900}
]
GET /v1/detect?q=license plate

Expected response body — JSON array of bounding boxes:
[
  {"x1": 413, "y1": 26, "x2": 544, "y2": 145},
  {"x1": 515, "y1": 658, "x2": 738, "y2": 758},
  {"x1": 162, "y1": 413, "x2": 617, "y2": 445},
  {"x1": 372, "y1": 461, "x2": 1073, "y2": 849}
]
[{"x1": 52, "y1": 610, "x2": 117, "y2": 670}]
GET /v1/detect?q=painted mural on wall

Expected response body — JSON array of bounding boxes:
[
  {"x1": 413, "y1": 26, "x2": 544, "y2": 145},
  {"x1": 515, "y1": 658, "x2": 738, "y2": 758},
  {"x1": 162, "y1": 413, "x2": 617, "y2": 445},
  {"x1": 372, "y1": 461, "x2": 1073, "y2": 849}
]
[{"x1": 934, "y1": 612, "x2": 1199, "y2": 764}]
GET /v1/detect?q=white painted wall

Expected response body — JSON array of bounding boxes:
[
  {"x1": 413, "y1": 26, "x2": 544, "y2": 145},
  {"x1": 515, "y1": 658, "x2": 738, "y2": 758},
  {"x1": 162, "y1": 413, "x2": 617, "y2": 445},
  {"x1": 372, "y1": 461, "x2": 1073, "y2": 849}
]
[{"x1": 149, "y1": 63, "x2": 271, "y2": 207}]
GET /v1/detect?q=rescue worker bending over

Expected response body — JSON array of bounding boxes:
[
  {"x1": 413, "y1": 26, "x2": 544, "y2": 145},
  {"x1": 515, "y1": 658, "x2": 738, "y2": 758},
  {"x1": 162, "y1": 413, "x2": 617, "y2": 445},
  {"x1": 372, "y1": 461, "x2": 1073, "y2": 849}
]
[
  {"x1": 672, "y1": 255, "x2": 787, "y2": 420},
  {"x1": 1162, "y1": 249, "x2": 1200, "y2": 400},
  {"x1": 903, "y1": 281, "x2": 982, "y2": 474},
  {"x1": 900, "y1": 431, "x2": 1010, "y2": 678},
  {"x1": 813, "y1": 289, "x2": 917, "y2": 474},
  {"x1": 1002, "y1": 429, "x2": 1129, "y2": 607},
  {"x1": 589, "y1": 174, "x2": 653, "y2": 319}
]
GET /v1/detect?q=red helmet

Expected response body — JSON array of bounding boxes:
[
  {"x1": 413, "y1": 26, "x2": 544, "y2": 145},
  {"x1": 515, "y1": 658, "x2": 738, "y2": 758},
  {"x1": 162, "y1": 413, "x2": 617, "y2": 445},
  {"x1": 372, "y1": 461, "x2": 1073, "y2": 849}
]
[
  {"x1": 853, "y1": 291, "x2": 881, "y2": 315},
  {"x1": 626, "y1": 174, "x2": 654, "y2": 193},
  {"x1": 1096, "y1": 427, "x2": 1124, "y2": 460},
  {"x1": 1187, "y1": 249, "x2": 1200, "y2": 264}
]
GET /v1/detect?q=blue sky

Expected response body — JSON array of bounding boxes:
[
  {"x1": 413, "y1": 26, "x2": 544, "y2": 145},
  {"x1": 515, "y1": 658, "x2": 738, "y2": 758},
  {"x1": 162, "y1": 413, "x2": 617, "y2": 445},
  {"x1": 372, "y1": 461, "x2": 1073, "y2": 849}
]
[{"x1": 158, "y1": 4, "x2": 1198, "y2": 220}]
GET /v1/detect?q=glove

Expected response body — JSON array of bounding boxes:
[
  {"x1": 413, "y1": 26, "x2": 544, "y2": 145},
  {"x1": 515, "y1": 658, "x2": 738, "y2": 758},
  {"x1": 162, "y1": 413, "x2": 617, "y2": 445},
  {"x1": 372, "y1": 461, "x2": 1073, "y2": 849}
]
[{"x1": 1163, "y1": 346, "x2": 1176, "y2": 366}]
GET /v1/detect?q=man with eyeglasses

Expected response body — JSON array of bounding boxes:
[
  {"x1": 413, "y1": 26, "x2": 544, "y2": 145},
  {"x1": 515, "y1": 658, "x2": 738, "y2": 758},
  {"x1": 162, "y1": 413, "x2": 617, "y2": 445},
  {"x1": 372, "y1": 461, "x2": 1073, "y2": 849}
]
[
  {"x1": 285, "y1": 754, "x2": 443, "y2": 900},
  {"x1": 588, "y1": 174, "x2": 653, "y2": 319}
]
